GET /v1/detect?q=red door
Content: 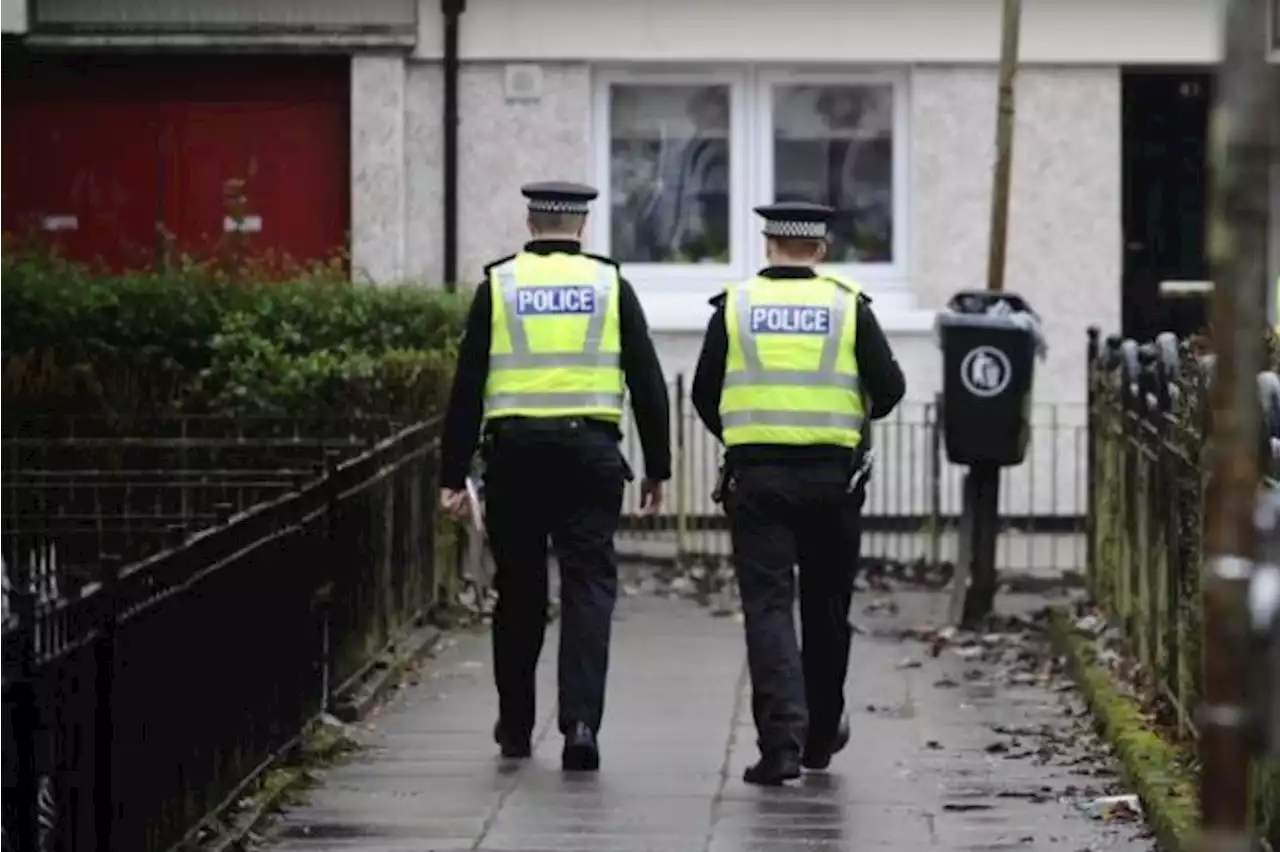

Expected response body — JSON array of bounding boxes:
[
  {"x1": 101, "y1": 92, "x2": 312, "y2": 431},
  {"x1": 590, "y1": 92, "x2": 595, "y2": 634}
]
[
  {"x1": 2, "y1": 54, "x2": 350, "y2": 273},
  {"x1": 4, "y1": 82, "x2": 163, "y2": 270},
  {"x1": 165, "y1": 98, "x2": 349, "y2": 270}
]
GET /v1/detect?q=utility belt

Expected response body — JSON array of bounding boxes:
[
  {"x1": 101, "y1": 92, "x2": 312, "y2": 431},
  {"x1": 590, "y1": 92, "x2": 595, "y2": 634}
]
[
  {"x1": 713, "y1": 444, "x2": 873, "y2": 504},
  {"x1": 485, "y1": 415, "x2": 616, "y2": 442},
  {"x1": 481, "y1": 415, "x2": 631, "y2": 480}
]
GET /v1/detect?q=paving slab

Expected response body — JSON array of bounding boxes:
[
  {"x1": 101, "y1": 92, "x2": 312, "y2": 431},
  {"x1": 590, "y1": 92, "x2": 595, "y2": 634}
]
[{"x1": 264, "y1": 584, "x2": 1153, "y2": 852}]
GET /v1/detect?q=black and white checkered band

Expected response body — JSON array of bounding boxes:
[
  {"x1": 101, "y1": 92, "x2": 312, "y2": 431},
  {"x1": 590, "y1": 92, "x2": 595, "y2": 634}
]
[
  {"x1": 762, "y1": 220, "x2": 827, "y2": 239},
  {"x1": 527, "y1": 199, "x2": 590, "y2": 215}
]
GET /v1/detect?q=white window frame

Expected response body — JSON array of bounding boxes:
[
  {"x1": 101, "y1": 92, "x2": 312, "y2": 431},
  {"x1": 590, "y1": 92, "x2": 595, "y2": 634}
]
[
  {"x1": 590, "y1": 68, "x2": 750, "y2": 293},
  {"x1": 753, "y1": 67, "x2": 910, "y2": 293},
  {"x1": 590, "y1": 65, "x2": 914, "y2": 331}
]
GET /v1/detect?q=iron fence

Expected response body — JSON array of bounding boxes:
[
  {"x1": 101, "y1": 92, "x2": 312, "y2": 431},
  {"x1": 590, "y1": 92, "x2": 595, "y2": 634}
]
[
  {"x1": 1086, "y1": 332, "x2": 1207, "y2": 737},
  {"x1": 2, "y1": 417, "x2": 401, "y2": 611},
  {"x1": 616, "y1": 376, "x2": 1089, "y2": 581},
  {"x1": 1, "y1": 419, "x2": 445, "y2": 852}
]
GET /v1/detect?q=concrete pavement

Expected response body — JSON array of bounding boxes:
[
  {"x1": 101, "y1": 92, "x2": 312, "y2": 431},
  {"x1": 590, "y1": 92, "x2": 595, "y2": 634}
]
[{"x1": 264, "y1": 585, "x2": 1151, "y2": 852}]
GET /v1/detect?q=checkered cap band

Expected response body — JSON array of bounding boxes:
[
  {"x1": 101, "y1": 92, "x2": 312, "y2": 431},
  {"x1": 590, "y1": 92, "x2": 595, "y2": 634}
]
[
  {"x1": 762, "y1": 220, "x2": 827, "y2": 239},
  {"x1": 528, "y1": 199, "x2": 590, "y2": 214}
]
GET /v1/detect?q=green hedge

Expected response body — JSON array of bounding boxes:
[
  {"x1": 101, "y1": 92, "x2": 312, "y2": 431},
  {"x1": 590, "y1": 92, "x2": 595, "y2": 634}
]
[{"x1": 1, "y1": 250, "x2": 467, "y2": 420}]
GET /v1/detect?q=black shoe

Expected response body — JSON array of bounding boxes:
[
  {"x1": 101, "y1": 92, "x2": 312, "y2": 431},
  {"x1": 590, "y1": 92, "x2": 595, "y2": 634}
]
[
  {"x1": 493, "y1": 720, "x2": 531, "y2": 759},
  {"x1": 561, "y1": 721, "x2": 600, "y2": 772},
  {"x1": 802, "y1": 714, "x2": 851, "y2": 770},
  {"x1": 743, "y1": 751, "x2": 802, "y2": 786}
]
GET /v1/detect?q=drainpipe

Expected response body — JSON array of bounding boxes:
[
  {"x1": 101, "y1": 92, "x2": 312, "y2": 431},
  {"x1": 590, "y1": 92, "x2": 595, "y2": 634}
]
[{"x1": 441, "y1": 0, "x2": 464, "y2": 292}]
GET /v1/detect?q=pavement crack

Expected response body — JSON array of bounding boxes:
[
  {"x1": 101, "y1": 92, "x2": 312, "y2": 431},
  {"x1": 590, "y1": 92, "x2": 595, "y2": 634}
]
[
  {"x1": 469, "y1": 706, "x2": 559, "y2": 849},
  {"x1": 702, "y1": 650, "x2": 751, "y2": 852}
]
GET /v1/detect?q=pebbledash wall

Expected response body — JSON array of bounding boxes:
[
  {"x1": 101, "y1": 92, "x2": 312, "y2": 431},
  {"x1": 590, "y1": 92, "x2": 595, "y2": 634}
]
[{"x1": 349, "y1": 0, "x2": 1222, "y2": 518}]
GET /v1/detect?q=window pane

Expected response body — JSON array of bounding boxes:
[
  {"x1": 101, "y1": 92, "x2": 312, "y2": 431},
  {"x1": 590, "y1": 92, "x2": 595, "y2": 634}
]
[
  {"x1": 608, "y1": 84, "x2": 732, "y2": 264},
  {"x1": 772, "y1": 84, "x2": 894, "y2": 264}
]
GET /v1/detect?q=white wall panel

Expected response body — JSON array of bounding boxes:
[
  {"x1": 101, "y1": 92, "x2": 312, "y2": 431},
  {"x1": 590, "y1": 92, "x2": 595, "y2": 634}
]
[
  {"x1": 35, "y1": 0, "x2": 415, "y2": 32},
  {"x1": 417, "y1": 0, "x2": 1223, "y2": 65},
  {"x1": 2, "y1": 0, "x2": 27, "y2": 33}
]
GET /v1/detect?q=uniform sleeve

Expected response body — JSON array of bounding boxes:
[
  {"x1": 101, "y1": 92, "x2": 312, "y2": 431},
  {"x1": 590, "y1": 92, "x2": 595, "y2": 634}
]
[
  {"x1": 691, "y1": 305, "x2": 728, "y2": 442},
  {"x1": 618, "y1": 278, "x2": 673, "y2": 481},
  {"x1": 854, "y1": 297, "x2": 907, "y2": 420},
  {"x1": 439, "y1": 281, "x2": 493, "y2": 490}
]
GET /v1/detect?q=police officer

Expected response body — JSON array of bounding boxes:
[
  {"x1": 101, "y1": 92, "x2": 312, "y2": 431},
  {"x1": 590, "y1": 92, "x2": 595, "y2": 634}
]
[
  {"x1": 691, "y1": 201, "x2": 906, "y2": 786},
  {"x1": 438, "y1": 181, "x2": 671, "y2": 772}
]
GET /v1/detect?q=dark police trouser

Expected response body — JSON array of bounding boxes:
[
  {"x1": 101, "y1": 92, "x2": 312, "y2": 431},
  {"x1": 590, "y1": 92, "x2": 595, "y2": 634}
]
[
  {"x1": 482, "y1": 422, "x2": 627, "y2": 740},
  {"x1": 724, "y1": 461, "x2": 865, "y2": 756}
]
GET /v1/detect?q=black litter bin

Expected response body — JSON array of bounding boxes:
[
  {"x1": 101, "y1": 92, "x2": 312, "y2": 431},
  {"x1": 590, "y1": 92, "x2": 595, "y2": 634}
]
[{"x1": 938, "y1": 291, "x2": 1039, "y2": 467}]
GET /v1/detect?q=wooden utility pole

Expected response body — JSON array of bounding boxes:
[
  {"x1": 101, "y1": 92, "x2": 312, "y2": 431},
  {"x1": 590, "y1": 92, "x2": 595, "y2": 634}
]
[
  {"x1": 955, "y1": 0, "x2": 1022, "y2": 627},
  {"x1": 986, "y1": 0, "x2": 1021, "y2": 296},
  {"x1": 1197, "y1": 0, "x2": 1277, "y2": 849}
]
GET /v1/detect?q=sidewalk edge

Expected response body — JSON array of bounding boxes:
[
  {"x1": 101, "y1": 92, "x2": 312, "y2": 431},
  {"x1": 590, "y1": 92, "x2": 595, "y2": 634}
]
[
  {"x1": 1047, "y1": 607, "x2": 1198, "y2": 852},
  {"x1": 198, "y1": 621, "x2": 445, "y2": 852},
  {"x1": 617, "y1": 548, "x2": 1085, "y2": 593},
  {"x1": 331, "y1": 620, "x2": 445, "y2": 722}
]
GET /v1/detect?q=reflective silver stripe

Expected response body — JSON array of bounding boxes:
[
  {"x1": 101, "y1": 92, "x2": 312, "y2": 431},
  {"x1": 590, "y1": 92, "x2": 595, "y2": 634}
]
[
  {"x1": 485, "y1": 391, "x2": 625, "y2": 411},
  {"x1": 727, "y1": 284, "x2": 856, "y2": 390},
  {"x1": 721, "y1": 410, "x2": 864, "y2": 430},
  {"x1": 493, "y1": 259, "x2": 619, "y2": 369},
  {"x1": 490, "y1": 352, "x2": 617, "y2": 369},
  {"x1": 723, "y1": 369, "x2": 860, "y2": 391}
]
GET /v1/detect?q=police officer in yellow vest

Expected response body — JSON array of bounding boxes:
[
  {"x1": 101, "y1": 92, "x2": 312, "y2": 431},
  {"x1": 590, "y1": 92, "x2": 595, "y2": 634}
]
[
  {"x1": 692, "y1": 202, "x2": 906, "y2": 786},
  {"x1": 438, "y1": 181, "x2": 671, "y2": 771}
]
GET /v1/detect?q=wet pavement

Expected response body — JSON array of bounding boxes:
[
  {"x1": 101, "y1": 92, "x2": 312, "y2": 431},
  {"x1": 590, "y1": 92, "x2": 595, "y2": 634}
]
[
  {"x1": 264, "y1": 584, "x2": 1152, "y2": 852},
  {"x1": 615, "y1": 531, "x2": 1087, "y2": 581}
]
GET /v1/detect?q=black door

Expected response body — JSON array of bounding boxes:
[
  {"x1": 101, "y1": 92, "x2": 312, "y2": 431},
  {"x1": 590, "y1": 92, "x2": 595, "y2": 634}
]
[{"x1": 1121, "y1": 70, "x2": 1212, "y2": 341}]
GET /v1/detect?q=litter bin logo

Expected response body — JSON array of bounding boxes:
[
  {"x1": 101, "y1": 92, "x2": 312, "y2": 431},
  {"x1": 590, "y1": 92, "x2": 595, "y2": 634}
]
[{"x1": 959, "y1": 346, "x2": 1011, "y2": 398}]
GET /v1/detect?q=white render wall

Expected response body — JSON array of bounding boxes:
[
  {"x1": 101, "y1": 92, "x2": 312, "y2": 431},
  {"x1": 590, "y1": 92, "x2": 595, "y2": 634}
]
[
  {"x1": 2, "y1": 0, "x2": 27, "y2": 32},
  {"x1": 414, "y1": 0, "x2": 1223, "y2": 65},
  {"x1": 351, "y1": 55, "x2": 408, "y2": 284},
  {"x1": 340, "y1": 0, "x2": 1189, "y2": 521},
  {"x1": 352, "y1": 60, "x2": 1121, "y2": 405},
  {"x1": 346, "y1": 57, "x2": 1117, "y2": 519}
]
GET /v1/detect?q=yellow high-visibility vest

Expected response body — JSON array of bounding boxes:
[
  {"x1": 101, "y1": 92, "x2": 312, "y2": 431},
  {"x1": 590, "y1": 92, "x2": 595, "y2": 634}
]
[
  {"x1": 720, "y1": 274, "x2": 865, "y2": 448},
  {"x1": 484, "y1": 252, "x2": 624, "y2": 423}
]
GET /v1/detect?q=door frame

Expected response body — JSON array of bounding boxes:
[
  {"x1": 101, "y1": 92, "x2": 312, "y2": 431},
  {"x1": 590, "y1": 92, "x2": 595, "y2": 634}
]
[{"x1": 1120, "y1": 66, "x2": 1214, "y2": 342}]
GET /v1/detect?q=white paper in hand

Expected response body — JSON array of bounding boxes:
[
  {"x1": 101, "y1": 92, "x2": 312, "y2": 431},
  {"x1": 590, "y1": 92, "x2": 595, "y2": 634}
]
[
  {"x1": 463, "y1": 476, "x2": 494, "y2": 589},
  {"x1": 465, "y1": 476, "x2": 485, "y2": 535}
]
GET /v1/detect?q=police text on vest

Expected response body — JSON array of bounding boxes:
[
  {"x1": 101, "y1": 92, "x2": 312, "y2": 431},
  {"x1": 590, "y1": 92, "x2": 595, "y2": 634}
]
[
  {"x1": 749, "y1": 305, "x2": 831, "y2": 335},
  {"x1": 515, "y1": 286, "x2": 597, "y2": 316}
]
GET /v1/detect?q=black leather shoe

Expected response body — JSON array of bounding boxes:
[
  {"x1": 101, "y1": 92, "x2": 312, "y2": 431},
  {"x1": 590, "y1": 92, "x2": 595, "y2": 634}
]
[
  {"x1": 561, "y1": 721, "x2": 600, "y2": 771},
  {"x1": 802, "y1": 714, "x2": 851, "y2": 770},
  {"x1": 493, "y1": 720, "x2": 531, "y2": 759},
  {"x1": 743, "y1": 751, "x2": 802, "y2": 786}
]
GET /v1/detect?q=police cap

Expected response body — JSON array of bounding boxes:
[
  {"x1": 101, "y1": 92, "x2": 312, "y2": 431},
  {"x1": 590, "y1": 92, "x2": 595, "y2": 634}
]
[
  {"x1": 522, "y1": 181, "x2": 599, "y2": 215},
  {"x1": 754, "y1": 201, "x2": 835, "y2": 240}
]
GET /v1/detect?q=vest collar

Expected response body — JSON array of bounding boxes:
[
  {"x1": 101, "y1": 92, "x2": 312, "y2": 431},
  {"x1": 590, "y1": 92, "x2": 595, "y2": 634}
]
[
  {"x1": 524, "y1": 239, "x2": 582, "y2": 255},
  {"x1": 758, "y1": 265, "x2": 818, "y2": 279}
]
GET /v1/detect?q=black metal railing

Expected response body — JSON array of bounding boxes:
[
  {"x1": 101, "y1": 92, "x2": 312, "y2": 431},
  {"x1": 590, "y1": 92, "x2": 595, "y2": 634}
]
[
  {"x1": 2, "y1": 417, "x2": 400, "y2": 611},
  {"x1": 1086, "y1": 330, "x2": 1210, "y2": 737},
  {"x1": 617, "y1": 376, "x2": 1088, "y2": 579},
  {"x1": 2, "y1": 418, "x2": 445, "y2": 852}
]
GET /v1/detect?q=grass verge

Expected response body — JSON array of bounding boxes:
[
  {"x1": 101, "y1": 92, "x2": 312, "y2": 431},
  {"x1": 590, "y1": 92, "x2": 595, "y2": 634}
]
[
  {"x1": 196, "y1": 714, "x2": 361, "y2": 852},
  {"x1": 1047, "y1": 608, "x2": 1199, "y2": 852}
]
